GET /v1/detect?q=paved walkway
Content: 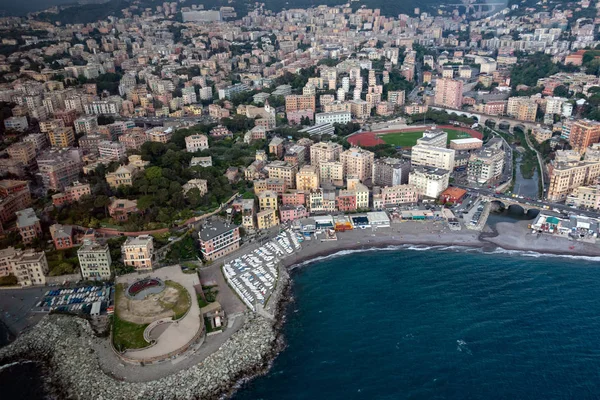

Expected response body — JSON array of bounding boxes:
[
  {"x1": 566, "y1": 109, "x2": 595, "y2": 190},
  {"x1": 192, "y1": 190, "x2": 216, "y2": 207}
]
[{"x1": 117, "y1": 266, "x2": 201, "y2": 360}]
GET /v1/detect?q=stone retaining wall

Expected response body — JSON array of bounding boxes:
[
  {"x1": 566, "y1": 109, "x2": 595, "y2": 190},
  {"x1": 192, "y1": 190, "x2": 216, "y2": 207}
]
[{"x1": 0, "y1": 313, "x2": 277, "y2": 399}]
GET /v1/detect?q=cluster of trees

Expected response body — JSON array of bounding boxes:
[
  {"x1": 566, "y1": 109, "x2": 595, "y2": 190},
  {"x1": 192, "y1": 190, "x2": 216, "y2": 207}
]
[
  {"x1": 510, "y1": 53, "x2": 579, "y2": 90},
  {"x1": 408, "y1": 110, "x2": 476, "y2": 126}
]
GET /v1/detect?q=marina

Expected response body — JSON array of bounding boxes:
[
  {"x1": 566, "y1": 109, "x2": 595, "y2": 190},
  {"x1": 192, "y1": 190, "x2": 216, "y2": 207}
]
[{"x1": 223, "y1": 229, "x2": 302, "y2": 311}]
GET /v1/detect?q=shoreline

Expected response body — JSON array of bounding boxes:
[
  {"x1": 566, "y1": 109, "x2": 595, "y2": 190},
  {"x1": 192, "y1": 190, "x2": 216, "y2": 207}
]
[{"x1": 2, "y1": 220, "x2": 600, "y2": 399}]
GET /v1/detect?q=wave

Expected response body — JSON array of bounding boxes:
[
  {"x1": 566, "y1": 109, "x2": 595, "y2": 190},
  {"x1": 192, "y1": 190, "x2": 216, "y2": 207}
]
[
  {"x1": 0, "y1": 360, "x2": 35, "y2": 373},
  {"x1": 288, "y1": 244, "x2": 600, "y2": 269}
]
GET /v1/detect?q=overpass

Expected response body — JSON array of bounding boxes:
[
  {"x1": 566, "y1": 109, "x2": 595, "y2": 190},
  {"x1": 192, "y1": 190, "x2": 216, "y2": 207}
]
[{"x1": 430, "y1": 106, "x2": 542, "y2": 133}]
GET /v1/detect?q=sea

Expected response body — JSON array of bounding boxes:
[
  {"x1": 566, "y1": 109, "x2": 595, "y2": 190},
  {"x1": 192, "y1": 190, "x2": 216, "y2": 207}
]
[{"x1": 234, "y1": 246, "x2": 600, "y2": 400}]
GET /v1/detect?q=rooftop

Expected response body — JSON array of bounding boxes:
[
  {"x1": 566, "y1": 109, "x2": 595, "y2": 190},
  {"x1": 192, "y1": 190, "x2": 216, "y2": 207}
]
[{"x1": 199, "y1": 220, "x2": 238, "y2": 241}]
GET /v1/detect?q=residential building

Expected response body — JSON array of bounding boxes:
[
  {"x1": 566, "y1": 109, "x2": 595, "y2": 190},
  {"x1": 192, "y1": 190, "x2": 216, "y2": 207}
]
[
  {"x1": 146, "y1": 126, "x2": 173, "y2": 143},
  {"x1": 119, "y1": 130, "x2": 148, "y2": 150},
  {"x1": 185, "y1": 134, "x2": 209, "y2": 153},
  {"x1": 285, "y1": 95, "x2": 316, "y2": 112},
  {"x1": 256, "y1": 209, "x2": 279, "y2": 230},
  {"x1": 411, "y1": 144, "x2": 456, "y2": 171},
  {"x1": 434, "y1": 78, "x2": 463, "y2": 109},
  {"x1": 284, "y1": 145, "x2": 307, "y2": 167},
  {"x1": 506, "y1": 97, "x2": 538, "y2": 122},
  {"x1": 198, "y1": 221, "x2": 240, "y2": 261},
  {"x1": 568, "y1": 119, "x2": 600, "y2": 154},
  {"x1": 10, "y1": 250, "x2": 49, "y2": 286},
  {"x1": 547, "y1": 156, "x2": 600, "y2": 201},
  {"x1": 279, "y1": 205, "x2": 309, "y2": 222},
  {"x1": 49, "y1": 224, "x2": 75, "y2": 250},
  {"x1": 183, "y1": 179, "x2": 208, "y2": 196},
  {"x1": 7, "y1": 141, "x2": 36, "y2": 167},
  {"x1": 347, "y1": 178, "x2": 370, "y2": 209},
  {"x1": 0, "y1": 180, "x2": 31, "y2": 225},
  {"x1": 467, "y1": 148, "x2": 506, "y2": 184},
  {"x1": 372, "y1": 158, "x2": 410, "y2": 187},
  {"x1": 258, "y1": 190, "x2": 279, "y2": 211},
  {"x1": 108, "y1": 198, "x2": 138, "y2": 221},
  {"x1": 4, "y1": 116, "x2": 28, "y2": 132},
  {"x1": 36, "y1": 148, "x2": 83, "y2": 191},
  {"x1": 296, "y1": 165, "x2": 320, "y2": 191},
  {"x1": 267, "y1": 161, "x2": 297, "y2": 189},
  {"x1": 0, "y1": 247, "x2": 17, "y2": 278},
  {"x1": 319, "y1": 161, "x2": 345, "y2": 185},
  {"x1": 98, "y1": 140, "x2": 127, "y2": 161},
  {"x1": 373, "y1": 185, "x2": 420, "y2": 209},
  {"x1": 52, "y1": 182, "x2": 91, "y2": 206},
  {"x1": 408, "y1": 167, "x2": 450, "y2": 198},
  {"x1": 122, "y1": 235, "x2": 154, "y2": 271},
  {"x1": 269, "y1": 137, "x2": 285, "y2": 158},
  {"x1": 16, "y1": 208, "x2": 42, "y2": 244},
  {"x1": 106, "y1": 165, "x2": 138, "y2": 188},
  {"x1": 218, "y1": 83, "x2": 249, "y2": 100},
  {"x1": 77, "y1": 239, "x2": 112, "y2": 280},
  {"x1": 74, "y1": 116, "x2": 99, "y2": 135},
  {"x1": 310, "y1": 141, "x2": 343, "y2": 165},
  {"x1": 416, "y1": 129, "x2": 448, "y2": 148},
  {"x1": 340, "y1": 147, "x2": 375, "y2": 182},
  {"x1": 336, "y1": 190, "x2": 358, "y2": 212}
]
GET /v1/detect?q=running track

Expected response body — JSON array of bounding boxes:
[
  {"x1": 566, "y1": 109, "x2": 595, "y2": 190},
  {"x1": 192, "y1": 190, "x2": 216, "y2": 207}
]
[{"x1": 347, "y1": 125, "x2": 483, "y2": 147}]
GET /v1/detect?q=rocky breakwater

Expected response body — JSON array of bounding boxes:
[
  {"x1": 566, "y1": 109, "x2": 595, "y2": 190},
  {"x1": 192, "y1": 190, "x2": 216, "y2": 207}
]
[{"x1": 0, "y1": 312, "x2": 279, "y2": 399}]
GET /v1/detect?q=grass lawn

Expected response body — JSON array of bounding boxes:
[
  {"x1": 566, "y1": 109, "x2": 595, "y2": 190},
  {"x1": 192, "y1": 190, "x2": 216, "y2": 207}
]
[
  {"x1": 378, "y1": 129, "x2": 472, "y2": 147},
  {"x1": 163, "y1": 280, "x2": 191, "y2": 320},
  {"x1": 112, "y1": 284, "x2": 149, "y2": 351}
]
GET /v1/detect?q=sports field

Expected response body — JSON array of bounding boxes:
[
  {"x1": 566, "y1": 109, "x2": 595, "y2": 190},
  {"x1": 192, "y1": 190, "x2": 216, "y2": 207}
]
[{"x1": 378, "y1": 129, "x2": 472, "y2": 147}]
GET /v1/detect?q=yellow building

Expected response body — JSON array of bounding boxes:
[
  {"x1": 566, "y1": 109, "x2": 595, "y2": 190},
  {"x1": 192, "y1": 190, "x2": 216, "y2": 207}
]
[
  {"x1": 106, "y1": 165, "x2": 138, "y2": 188},
  {"x1": 547, "y1": 156, "x2": 600, "y2": 202},
  {"x1": 256, "y1": 209, "x2": 279, "y2": 230},
  {"x1": 296, "y1": 165, "x2": 320, "y2": 191},
  {"x1": 121, "y1": 235, "x2": 154, "y2": 271},
  {"x1": 258, "y1": 190, "x2": 279, "y2": 211},
  {"x1": 48, "y1": 127, "x2": 75, "y2": 148}
]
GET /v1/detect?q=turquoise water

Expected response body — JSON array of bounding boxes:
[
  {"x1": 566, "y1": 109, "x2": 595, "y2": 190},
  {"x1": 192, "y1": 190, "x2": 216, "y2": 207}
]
[{"x1": 235, "y1": 246, "x2": 600, "y2": 400}]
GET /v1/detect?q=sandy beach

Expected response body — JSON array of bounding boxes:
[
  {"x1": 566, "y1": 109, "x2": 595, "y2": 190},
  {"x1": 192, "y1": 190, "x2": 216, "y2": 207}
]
[{"x1": 282, "y1": 220, "x2": 600, "y2": 269}]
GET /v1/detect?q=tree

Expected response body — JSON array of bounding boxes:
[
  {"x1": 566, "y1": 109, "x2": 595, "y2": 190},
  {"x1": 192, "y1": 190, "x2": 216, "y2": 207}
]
[
  {"x1": 553, "y1": 85, "x2": 569, "y2": 97},
  {"x1": 94, "y1": 195, "x2": 111, "y2": 217}
]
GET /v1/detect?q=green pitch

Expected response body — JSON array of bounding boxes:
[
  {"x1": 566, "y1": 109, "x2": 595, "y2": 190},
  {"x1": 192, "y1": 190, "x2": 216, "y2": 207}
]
[{"x1": 378, "y1": 129, "x2": 472, "y2": 147}]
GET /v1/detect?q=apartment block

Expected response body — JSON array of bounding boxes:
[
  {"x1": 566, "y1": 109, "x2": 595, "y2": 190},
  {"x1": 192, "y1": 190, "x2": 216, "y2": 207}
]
[
  {"x1": 467, "y1": 148, "x2": 506, "y2": 184},
  {"x1": 0, "y1": 180, "x2": 32, "y2": 224},
  {"x1": 285, "y1": 95, "x2": 316, "y2": 112},
  {"x1": 74, "y1": 116, "x2": 99, "y2": 135},
  {"x1": 296, "y1": 165, "x2": 320, "y2": 191},
  {"x1": 310, "y1": 141, "x2": 343, "y2": 165},
  {"x1": 372, "y1": 158, "x2": 410, "y2": 187},
  {"x1": 16, "y1": 208, "x2": 42, "y2": 244},
  {"x1": 408, "y1": 167, "x2": 450, "y2": 198},
  {"x1": 37, "y1": 148, "x2": 83, "y2": 191},
  {"x1": 568, "y1": 119, "x2": 600, "y2": 154},
  {"x1": 547, "y1": 156, "x2": 600, "y2": 202},
  {"x1": 122, "y1": 235, "x2": 154, "y2": 271},
  {"x1": 198, "y1": 221, "x2": 241, "y2": 261},
  {"x1": 373, "y1": 184, "x2": 420, "y2": 209},
  {"x1": 77, "y1": 240, "x2": 112, "y2": 280},
  {"x1": 340, "y1": 147, "x2": 375, "y2": 182},
  {"x1": 267, "y1": 161, "x2": 298, "y2": 189},
  {"x1": 98, "y1": 140, "x2": 127, "y2": 161},
  {"x1": 434, "y1": 78, "x2": 463, "y2": 109},
  {"x1": 10, "y1": 250, "x2": 49, "y2": 286},
  {"x1": 52, "y1": 181, "x2": 91, "y2": 206},
  {"x1": 7, "y1": 141, "x2": 37, "y2": 166},
  {"x1": 411, "y1": 144, "x2": 456, "y2": 171},
  {"x1": 257, "y1": 209, "x2": 280, "y2": 230}
]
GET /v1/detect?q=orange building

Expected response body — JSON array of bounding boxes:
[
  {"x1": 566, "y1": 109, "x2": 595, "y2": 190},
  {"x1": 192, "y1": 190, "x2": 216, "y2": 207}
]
[{"x1": 569, "y1": 119, "x2": 600, "y2": 154}]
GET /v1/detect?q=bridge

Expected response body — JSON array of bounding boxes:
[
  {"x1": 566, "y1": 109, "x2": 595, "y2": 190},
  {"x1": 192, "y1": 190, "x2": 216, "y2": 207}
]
[
  {"x1": 430, "y1": 106, "x2": 542, "y2": 133},
  {"x1": 481, "y1": 195, "x2": 542, "y2": 214}
]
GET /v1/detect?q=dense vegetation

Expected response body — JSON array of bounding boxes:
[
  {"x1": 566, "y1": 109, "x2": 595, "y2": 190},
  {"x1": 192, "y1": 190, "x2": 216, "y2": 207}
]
[{"x1": 510, "y1": 53, "x2": 579, "y2": 89}]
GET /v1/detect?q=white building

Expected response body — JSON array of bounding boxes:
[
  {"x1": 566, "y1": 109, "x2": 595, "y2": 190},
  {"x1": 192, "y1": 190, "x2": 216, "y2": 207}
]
[
  {"x1": 77, "y1": 240, "x2": 112, "y2": 280},
  {"x1": 315, "y1": 111, "x2": 352, "y2": 125},
  {"x1": 185, "y1": 134, "x2": 209, "y2": 153},
  {"x1": 411, "y1": 144, "x2": 456, "y2": 171},
  {"x1": 408, "y1": 167, "x2": 450, "y2": 198}
]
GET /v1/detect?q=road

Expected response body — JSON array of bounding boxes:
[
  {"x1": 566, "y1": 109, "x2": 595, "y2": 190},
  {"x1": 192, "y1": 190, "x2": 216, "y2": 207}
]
[{"x1": 455, "y1": 184, "x2": 600, "y2": 219}]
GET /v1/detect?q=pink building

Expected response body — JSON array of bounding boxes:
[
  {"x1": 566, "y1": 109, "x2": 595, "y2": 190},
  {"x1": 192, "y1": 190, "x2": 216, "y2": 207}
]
[
  {"x1": 336, "y1": 191, "x2": 358, "y2": 212},
  {"x1": 286, "y1": 109, "x2": 314, "y2": 125},
  {"x1": 282, "y1": 191, "x2": 306, "y2": 206},
  {"x1": 279, "y1": 205, "x2": 309, "y2": 222}
]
